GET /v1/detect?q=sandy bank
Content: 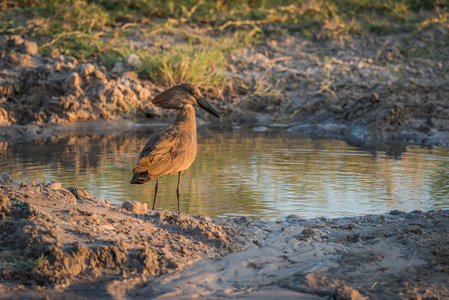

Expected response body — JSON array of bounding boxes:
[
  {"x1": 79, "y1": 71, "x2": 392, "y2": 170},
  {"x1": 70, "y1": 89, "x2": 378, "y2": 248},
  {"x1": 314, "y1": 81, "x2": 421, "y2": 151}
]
[
  {"x1": 0, "y1": 175, "x2": 244, "y2": 299},
  {"x1": 1, "y1": 174, "x2": 449, "y2": 299}
]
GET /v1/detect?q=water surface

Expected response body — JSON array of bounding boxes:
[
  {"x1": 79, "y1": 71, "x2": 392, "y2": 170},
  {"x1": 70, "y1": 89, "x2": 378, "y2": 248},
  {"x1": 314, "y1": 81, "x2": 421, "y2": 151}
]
[{"x1": 1, "y1": 126, "x2": 449, "y2": 221}]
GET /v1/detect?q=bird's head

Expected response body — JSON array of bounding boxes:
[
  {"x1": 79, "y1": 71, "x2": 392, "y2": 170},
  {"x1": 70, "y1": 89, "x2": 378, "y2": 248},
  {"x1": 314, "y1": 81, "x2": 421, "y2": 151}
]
[{"x1": 152, "y1": 84, "x2": 220, "y2": 118}]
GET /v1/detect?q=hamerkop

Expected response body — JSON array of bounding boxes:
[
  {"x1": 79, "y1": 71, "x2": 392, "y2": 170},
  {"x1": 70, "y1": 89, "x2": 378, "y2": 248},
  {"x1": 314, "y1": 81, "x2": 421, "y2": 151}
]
[{"x1": 130, "y1": 84, "x2": 220, "y2": 211}]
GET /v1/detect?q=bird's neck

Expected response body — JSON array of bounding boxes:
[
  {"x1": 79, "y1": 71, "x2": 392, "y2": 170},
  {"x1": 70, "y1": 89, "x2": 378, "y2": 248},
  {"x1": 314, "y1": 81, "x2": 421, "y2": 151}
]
[{"x1": 174, "y1": 105, "x2": 197, "y2": 136}]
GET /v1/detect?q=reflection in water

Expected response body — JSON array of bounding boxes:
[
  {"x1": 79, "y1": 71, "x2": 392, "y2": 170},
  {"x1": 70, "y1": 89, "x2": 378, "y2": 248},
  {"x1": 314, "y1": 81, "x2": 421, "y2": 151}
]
[{"x1": 1, "y1": 126, "x2": 449, "y2": 221}]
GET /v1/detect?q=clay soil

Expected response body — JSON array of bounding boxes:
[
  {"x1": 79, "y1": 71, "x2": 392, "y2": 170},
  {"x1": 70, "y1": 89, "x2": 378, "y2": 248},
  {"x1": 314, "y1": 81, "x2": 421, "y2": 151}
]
[
  {"x1": 0, "y1": 176, "x2": 244, "y2": 299},
  {"x1": 1, "y1": 176, "x2": 449, "y2": 299}
]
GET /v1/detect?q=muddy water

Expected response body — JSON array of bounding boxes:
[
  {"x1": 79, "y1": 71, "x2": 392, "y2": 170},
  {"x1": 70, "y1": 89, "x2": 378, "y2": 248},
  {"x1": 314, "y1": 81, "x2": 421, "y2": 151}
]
[{"x1": 1, "y1": 126, "x2": 449, "y2": 221}]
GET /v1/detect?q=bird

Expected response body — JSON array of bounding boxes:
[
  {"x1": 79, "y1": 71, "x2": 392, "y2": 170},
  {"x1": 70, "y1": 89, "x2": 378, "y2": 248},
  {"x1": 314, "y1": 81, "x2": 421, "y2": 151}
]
[{"x1": 130, "y1": 83, "x2": 220, "y2": 211}]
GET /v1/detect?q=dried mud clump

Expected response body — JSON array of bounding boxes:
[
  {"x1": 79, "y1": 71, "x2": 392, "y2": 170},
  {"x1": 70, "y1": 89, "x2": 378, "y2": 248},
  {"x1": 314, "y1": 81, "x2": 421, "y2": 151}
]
[
  {"x1": 0, "y1": 175, "x2": 244, "y2": 297},
  {"x1": 121, "y1": 201, "x2": 148, "y2": 214},
  {"x1": 1, "y1": 36, "x2": 162, "y2": 129}
]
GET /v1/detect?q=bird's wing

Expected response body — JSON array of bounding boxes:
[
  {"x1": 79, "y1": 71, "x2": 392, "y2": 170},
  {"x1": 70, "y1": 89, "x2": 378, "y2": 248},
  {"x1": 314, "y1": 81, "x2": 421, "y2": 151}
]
[
  {"x1": 137, "y1": 127, "x2": 171, "y2": 160},
  {"x1": 132, "y1": 127, "x2": 197, "y2": 178}
]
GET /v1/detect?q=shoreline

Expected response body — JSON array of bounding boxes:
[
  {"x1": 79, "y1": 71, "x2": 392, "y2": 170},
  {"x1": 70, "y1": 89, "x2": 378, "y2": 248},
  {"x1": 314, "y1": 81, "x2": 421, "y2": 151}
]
[
  {"x1": 1, "y1": 175, "x2": 448, "y2": 299},
  {"x1": 3, "y1": 118, "x2": 449, "y2": 149},
  {"x1": 2, "y1": 25, "x2": 449, "y2": 149}
]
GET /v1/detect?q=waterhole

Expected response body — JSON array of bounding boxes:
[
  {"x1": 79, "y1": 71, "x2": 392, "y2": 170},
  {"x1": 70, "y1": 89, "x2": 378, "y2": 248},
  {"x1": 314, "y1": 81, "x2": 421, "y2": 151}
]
[{"x1": 1, "y1": 126, "x2": 449, "y2": 221}]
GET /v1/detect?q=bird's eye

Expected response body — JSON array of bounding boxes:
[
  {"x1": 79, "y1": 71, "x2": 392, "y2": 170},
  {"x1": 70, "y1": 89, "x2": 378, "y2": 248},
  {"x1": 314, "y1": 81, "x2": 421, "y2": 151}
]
[{"x1": 189, "y1": 90, "x2": 194, "y2": 95}]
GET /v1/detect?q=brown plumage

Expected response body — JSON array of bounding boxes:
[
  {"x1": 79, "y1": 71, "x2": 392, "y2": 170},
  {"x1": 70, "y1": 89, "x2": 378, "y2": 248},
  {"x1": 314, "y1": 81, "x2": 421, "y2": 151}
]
[{"x1": 130, "y1": 83, "x2": 220, "y2": 211}]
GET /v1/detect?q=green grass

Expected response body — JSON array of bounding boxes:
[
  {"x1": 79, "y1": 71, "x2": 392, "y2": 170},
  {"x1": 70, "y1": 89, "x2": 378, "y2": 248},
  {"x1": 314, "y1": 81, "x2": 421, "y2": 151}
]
[
  {"x1": 1, "y1": 0, "x2": 448, "y2": 90},
  {"x1": 136, "y1": 38, "x2": 229, "y2": 87},
  {"x1": 3, "y1": 1, "x2": 448, "y2": 38},
  {"x1": 10, "y1": 254, "x2": 48, "y2": 271}
]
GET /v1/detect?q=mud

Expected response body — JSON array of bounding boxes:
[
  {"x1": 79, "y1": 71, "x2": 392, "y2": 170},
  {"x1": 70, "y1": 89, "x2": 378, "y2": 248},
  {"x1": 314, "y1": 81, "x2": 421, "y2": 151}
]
[
  {"x1": 1, "y1": 26, "x2": 449, "y2": 146},
  {"x1": 130, "y1": 211, "x2": 449, "y2": 299},
  {"x1": 1, "y1": 176, "x2": 449, "y2": 299},
  {"x1": 0, "y1": 176, "x2": 244, "y2": 299}
]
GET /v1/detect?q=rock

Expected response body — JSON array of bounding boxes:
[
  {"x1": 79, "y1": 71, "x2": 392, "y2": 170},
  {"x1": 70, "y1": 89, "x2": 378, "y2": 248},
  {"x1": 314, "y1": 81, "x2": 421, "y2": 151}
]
[
  {"x1": 76, "y1": 109, "x2": 90, "y2": 120},
  {"x1": 63, "y1": 72, "x2": 81, "y2": 93},
  {"x1": 18, "y1": 41, "x2": 39, "y2": 55},
  {"x1": 64, "y1": 56, "x2": 78, "y2": 68},
  {"x1": 0, "y1": 107, "x2": 10, "y2": 125},
  {"x1": 66, "y1": 186, "x2": 93, "y2": 200},
  {"x1": 286, "y1": 214, "x2": 303, "y2": 220},
  {"x1": 93, "y1": 70, "x2": 107, "y2": 81},
  {"x1": 80, "y1": 64, "x2": 96, "y2": 78},
  {"x1": 333, "y1": 286, "x2": 367, "y2": 300},
  {"x1": 106, "y1": 87, "x2": 124, "y2": 106},
  {"x1": 48, "y1": 114, "x2": 67, "y2": 124},
  {"x1": 0, "y1": 173, "x2": 17, "y2": 185},
  {"x1": 388, "y1": 210, "x2": 404, "y2": 215},
  {"x1": 139, "y1": 88, "x2": 152, "y2": 101},
  {"x1": 125, "y1": 54, "x2": 142, "y2": 68},
  {"x1": 116, "y1": 97, "x2": 129, "y2": 110},
  {"x1": 133, "y1": 83, "x2": 143, "y2": 92},
  {"x1": 40, "y1": 181, "x2": 62, "y2": 190},
  {"x1": 253, "y1": 126, "x2": 268, "y2": 132},
  {"x1": 65, "y1": 111, "x2": 78, "y2": 122},
  {"x1": 121, "y1": 201, "x2": 148, "y2": 214},
  {"x1": 0, "y1": 192, "x2": 10, "y2": 216},
  {"x1": 7, "y1": 35, "x2": 24, "y2": 48},
  {"x1": 112, "y1": 62, "x2": 124, "y2": 73},
  {"x1": 123, "y1": 71, "x2": 139, "y2": 80}
]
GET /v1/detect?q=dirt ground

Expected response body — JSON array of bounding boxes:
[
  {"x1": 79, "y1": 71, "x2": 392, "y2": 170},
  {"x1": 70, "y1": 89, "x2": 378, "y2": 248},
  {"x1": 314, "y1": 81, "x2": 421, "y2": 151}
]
[
  {"x1": 0, "y1": 174, "x2": 244, "y2": 299},
  {"x1": 1, "y1": 175, "x2": 448, "y2": 299},
  {"x1": 1, "y1": 25, "x2": 449, "y2": 146}
]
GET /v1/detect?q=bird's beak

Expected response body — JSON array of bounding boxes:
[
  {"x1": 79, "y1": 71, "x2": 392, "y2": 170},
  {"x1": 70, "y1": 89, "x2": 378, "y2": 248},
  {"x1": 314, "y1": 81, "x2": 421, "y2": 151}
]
[{"x1": 197, "y1": 97, "x2": 220, "y2": 118}]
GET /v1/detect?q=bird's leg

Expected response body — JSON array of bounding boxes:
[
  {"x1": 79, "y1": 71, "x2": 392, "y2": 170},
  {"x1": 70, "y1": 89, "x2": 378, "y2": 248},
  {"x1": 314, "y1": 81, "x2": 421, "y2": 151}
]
[
  {"x1": 177, "y1": 172, "x2": 183, "y2": 212},
  {"x1": 152, "y1": 178, "x2": 159, "y2": 210}
]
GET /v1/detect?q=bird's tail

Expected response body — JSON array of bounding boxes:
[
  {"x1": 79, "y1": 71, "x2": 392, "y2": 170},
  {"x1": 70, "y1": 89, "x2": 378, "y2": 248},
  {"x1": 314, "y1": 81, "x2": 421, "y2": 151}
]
[{"x1": 130, "y1": 172, "x2": 151, "y2": 184}]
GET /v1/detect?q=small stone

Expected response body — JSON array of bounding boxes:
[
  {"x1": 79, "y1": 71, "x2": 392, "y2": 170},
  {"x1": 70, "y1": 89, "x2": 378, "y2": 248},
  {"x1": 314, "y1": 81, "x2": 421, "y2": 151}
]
[
  {"x1": 66, "y1": 186, "x2": 93, "y2": 200},
  {"x1": 65, "y1": 111, "x2": 78, "y2": 122},
  {"x1": 112, "y1": 62, "x2": 124, "y2": 73},
  {"x1": 63, "y1": 72, "x2": 81, "y2": 93},
  {"x1": 333, "y1": 286, "x2": 366, "y2": 300},
  {"x1": 93, "y1": 70, "x2": 107, "y2": 81},
  {"x1": 106, "y1": 87, "x2": 124, "y2": 106},
  {"x1": 76, "y1": 109, "x2": 90, "y2": 120},
  {"x1": 286, "y1": 214, "x2": 303, "y2": 220},
  {"x1": 7, "y1": 35, "x2": 24, "y2": 48},
  {"x1": 121, "y1": 201, "x2": 148, "y2": 214},
  {"x1": 0, "y1": 108, "x2": 10, "y2": 126},
  {"x1": 39, "y1": 181, "x2": 62, "y2": 190},
  {"x1": 48, "y1": 114, "x2": 64, "y2": 124},
  {"x1": 388, "y1": 210, "x2": 404, "y2": 215},
  {"x1": 133, "y1": 83, "x2": 143, "y2": 92},
  {"x1": 65, "y1": 56, "x2": 78, "y2": 66},
  {"x1": 123, "y1": 71, "x2": 138, "y2": 80},
  {"x1": 125, "y1": 54, "x2": 142, "y2": 68},
  {"x1": 253, "y1": 126, "x2": 268, "y2": 132},
  {"x1": 139, "y1": 88, "x2": 152, "y2": 101},
  {"x1": 18, "y1": 40, "x2": 39, "y2": 55},
  {"x1": 80, "y1": 64, "x2": 96, "y2": 78}
]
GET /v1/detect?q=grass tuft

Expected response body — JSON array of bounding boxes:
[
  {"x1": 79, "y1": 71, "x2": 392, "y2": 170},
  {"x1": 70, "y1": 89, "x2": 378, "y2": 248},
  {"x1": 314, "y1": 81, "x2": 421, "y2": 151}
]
[{"x1": 10, "y1": 254, "x2": 48, "y2": 271}]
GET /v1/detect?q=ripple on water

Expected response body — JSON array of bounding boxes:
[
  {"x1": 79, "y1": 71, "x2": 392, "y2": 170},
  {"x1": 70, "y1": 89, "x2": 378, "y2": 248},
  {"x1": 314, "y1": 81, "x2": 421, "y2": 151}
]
[{"x1": 2, "y1": 128, "x2": 449, "y2": 221}]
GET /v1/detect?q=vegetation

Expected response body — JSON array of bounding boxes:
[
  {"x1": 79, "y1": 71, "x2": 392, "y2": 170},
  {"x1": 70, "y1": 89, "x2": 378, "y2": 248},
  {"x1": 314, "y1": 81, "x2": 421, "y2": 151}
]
[
  {"x1": 1, "y1": 0, "x2": 448, "y2": 89},
  {"x1": 10, "y1": 254, "x2": 48, "y2": 271}
]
